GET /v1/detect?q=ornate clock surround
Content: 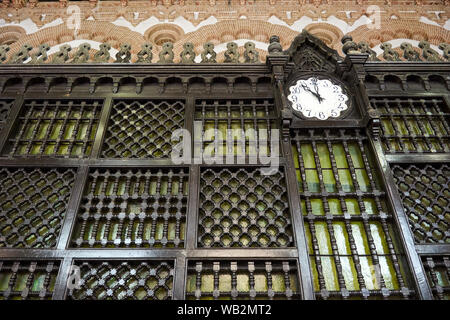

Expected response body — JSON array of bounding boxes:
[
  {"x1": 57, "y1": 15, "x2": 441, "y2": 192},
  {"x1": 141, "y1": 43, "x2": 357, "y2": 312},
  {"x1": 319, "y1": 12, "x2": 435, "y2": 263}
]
[{"x1": 285, "y1": 72, "x2": 354, "y2": 121}]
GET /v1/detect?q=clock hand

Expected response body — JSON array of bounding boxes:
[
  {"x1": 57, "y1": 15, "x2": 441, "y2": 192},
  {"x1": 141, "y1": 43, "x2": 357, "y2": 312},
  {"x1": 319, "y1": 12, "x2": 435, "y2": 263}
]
[
  {"x1": 312, "y1": 83, "x2": 324, "y2": 103},
  {"x1": 301, "y1": 84, "x2": 323, "y2": 102}
]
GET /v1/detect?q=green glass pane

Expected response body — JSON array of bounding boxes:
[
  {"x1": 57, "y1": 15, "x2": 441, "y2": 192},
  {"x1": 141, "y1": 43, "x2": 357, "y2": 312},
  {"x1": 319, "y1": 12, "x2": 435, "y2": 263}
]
[
  {"x1": 436, "y1": 269, "x2": 450, "y2": 287},
  {"x1": 348, "y1": 143, "x2": 364, "y2": 168},
  {"x1": 186, "y1": 275, "x2": 196, "y2": 292},
  {"x1": 305, "y1": 170, "x2": 320, "y2": 192},
  {"x1": 310, "y1": 199, "x2": 325, "y2": 215},
  {"x1": 355, "y1": 169, "x2": 371, "y2": 191},
  {"x1": 296, "y1": 170, "x2": 303, "y2": 192},
  {"x1": 32, "y1": 273, "x2": 46, "y2": 292},
  {"x1": 317, "y1": 143, "x2": 331, "y2": 168},
  {"x1": 300, "y1": 144, "x2": 316, "y2": 168},
  {"x1": 0, "y1": 273, "x2": 11, "y2": 291},
  {"x1": 301, "y1": 200, "x2": 307, "y2": 217},
  {"x1": 309, "y1": 258, "x2": 321, "y2": 291},
  {"x1": 13, "y1": 273, "x2": 28, "y2": 291},
  {"x1": 292, "y1": 145, "x2": 300, "y2": 169},
  {"x1": 363, "y1": 198, "x2": 378, "y2": 215},
  {"x1": 304, "y1": 222, "x2": 313, "y2": 253},
  {"x1": 338, "y1": 169, "x2": 354, "y2": 192},
  {"x1": 381, "y1": 119, "x2": 395, "y2": 135},
  {"x1": 328, "y1": 199, "x2": 342, "y2": 215},
  {"x1": 323, "y1": 170, "x2": 337, "y2": 192},
  {"x1": 332, "y1": 144, "x2": 348, "y2": 168},
  {"x1": 393, "y1": 118, "x2": 408, "y2": 135},
  {"x1": 407, "y1": 119, "x2": 421, "y2": 135}
]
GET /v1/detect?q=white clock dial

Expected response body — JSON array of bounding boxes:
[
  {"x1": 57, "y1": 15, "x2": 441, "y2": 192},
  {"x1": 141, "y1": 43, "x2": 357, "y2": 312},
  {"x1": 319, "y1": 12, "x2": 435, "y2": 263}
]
[{"x1": 287, "y1": 77, "x2": 349, "y2": 120}]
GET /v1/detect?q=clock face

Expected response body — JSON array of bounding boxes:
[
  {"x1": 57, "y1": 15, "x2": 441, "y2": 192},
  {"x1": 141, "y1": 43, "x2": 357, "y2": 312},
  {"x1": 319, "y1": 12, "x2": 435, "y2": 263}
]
[{"x1": 287, "y1": 77, "x2": 349, "y2": 120}]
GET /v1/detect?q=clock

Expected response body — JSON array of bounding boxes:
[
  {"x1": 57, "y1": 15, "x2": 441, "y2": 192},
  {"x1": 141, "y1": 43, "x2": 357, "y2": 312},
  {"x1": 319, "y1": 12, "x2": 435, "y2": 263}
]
[{"x1": 287, "y1": 77, "x2": 350, "y2": 120}]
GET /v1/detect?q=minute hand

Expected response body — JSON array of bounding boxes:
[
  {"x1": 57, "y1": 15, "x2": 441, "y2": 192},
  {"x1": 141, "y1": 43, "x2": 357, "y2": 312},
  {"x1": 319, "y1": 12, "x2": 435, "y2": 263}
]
[{"x1": 302, "y1": 85, "x2": 323, "y2": 103}]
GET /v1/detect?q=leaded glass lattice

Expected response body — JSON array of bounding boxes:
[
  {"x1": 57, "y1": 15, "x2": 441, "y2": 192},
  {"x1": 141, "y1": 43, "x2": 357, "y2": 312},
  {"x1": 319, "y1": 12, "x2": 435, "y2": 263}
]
[
  {"x1": 370, "y1": 97, "x2": 450, "y2": 153},
  {"x1": 2, "y1": 99, "x2": 102, "y2": 158},
  {"x1": 71, "y1": 167, "x2": 189, "y2": 248},
  {"x1": 101, "y1": 99, "x2": 185, "y2": 158},
  {"x1": 185, "y1": 260, "x2": 300, "y2": 300},
  {"x1": 292, "y1": 128, "x2": 415, "y2": 299},
  {"x1": 392, "y1": 163, "x2": 449, "y2": 243}
]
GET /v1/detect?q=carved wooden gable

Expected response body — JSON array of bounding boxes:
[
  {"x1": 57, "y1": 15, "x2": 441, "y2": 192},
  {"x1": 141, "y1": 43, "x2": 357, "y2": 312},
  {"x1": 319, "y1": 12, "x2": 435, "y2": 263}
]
[{"x1": 284, "y1": 30, "x2": 341, "y2": 73}]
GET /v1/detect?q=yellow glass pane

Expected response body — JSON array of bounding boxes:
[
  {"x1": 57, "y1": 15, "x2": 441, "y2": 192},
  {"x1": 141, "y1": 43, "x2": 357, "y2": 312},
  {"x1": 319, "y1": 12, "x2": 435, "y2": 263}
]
[
  {"x1": 309, "y1": 258, "x2": 321, "y2": 291},
  {"x1": 317, "y1": 143, "x2": 331, "y2": 168},
  {"x1": 305, "y1": 170, "x2": 320, "y2": 192},
  {"x1": 254, "y1": 273, "x2": 267, "y2": 292},
  {"x1": 219, "y1": 274, "x2": 232, "y2": 292},
  {"x1": 328, "y1": 199, "x2": 342, "y2": 215},
  {"x1": 186, "y1": 274, "x2": 196, "y2": 292},
  {"x1": 272, "y1": 273, "x2": 285, "y2": 292},
  {"x1": 237, "y1": 273, "x2": 249, "y2": 292},
  {"x1": 338, "y1": 169, "x2": 354, "y2": 192},
  {"x1": 369, "y1": 222, "x2": 389, "y2": 254},
  {"x1": 323, "y1": 170, "x2": 337, "y2": 192},
  {"x1": 310, "y1": 199, "x2": 325, "y2": 215},
  {"x1": 315, "y1": 222, "x2": 332, "y2": 255},
  {"x1": 332, "y1": 144, "x2": 348, "y2": 168},
  {"x1": 363, "y1": 198, "x2": 378, "y2": 215},
  {"x1": 340, "y1": 257, "x2": 360, "y2": 291},
  {"x1": 348, "y1": 143, "x2": 364, "y2": 168},
  {"x1": 332, "y1": 222, "x2": 351, "y2": 254},
  {"x1": 381, "y1": 119, "x2": 395, "y2": 135},
  {"x1": 360, "y1": 257, "x2": 379, "y2": 290},
  {"x1": 351, "y1": 222, "x2": 370, "y2": 255},
  {"x1": 393, "y1": 118, "x2": 408, "y2": 135},
  {"x1": 379, "y1": 256, "x2": 399, "y2": 290},
  {"x1": 292, "y1": 145, "x2": 300, "y2": 169},
  {"x1": 301, "y1": 200, "x2": 307, "y2": 216},
  {"x1": 355, "y1": 169, "x2": 371, "y2": 191},
  {"x1": 0, "y1": 273, "x2": 11, "y2": 291},
  {"x1": 201, "y1": 273, "x2": 214, "y2": 292},
  {"x1": 304, "y1": 222, "x2": 313, "y2": 253},
  {"x1": 320, "y1": 257, "x2": 339, "y2": 291},
  {"x1": 345, "y1": 199, "x2": 361, "y2": 216},
  {"x1": 300, "y1": 144, "x2": 316, "y2": 168}
]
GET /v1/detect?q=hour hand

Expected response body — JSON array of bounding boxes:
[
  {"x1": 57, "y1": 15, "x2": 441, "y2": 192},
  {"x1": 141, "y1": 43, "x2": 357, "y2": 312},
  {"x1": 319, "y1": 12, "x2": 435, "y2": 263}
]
[{"x1": 302, "y1": 84, "x2": 323, "y2": 103}]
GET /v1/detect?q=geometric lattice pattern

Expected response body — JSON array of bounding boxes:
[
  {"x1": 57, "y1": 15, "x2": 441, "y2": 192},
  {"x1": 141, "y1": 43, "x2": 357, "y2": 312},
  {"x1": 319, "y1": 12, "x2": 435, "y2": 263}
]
[
  {"x1": 71, "y1": 168, "x2": 189, "y2": 248},
  {"x1": 392, "y1": 164, "x2": 449, "y2": 243},
  {"x1": 292, "y1": 128, "x2": 415, "y2": 300},
  {"x1": 101, "y1": 100, "x2": 185, "y2": 158},
  {"x1": 370, "y1": 97, "x2": 450, "y2": 153},
  {"x1": 0, "y1": 99, "x2": 14, "y2": 134},
  {"x1": 68, "y1": 260, "x2": 174, "y2": 300},
  {"x1": 186, "y1": 260, "x2": 300, "y2": 300},
  {"x1": 0, "y1": 167, "x2": 76, "y2": 248},
  {"x1": 422, "y1": 256, "x2": 450, "y2": 300},
  {"x1": 2, "y1": 99, "x2": 102, "y2": 158},
  {"x1": 198, "y1": 167, "x2": 293, "y2": 248},
  {"x1": 195, "y1": 99, "x2": 276, "y2": 157},
  {"x1": 0, "y1": 260, "x2": 60, "y2": 300}
]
